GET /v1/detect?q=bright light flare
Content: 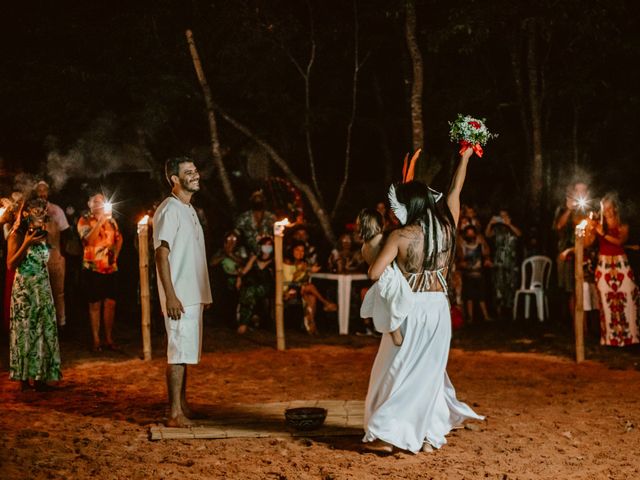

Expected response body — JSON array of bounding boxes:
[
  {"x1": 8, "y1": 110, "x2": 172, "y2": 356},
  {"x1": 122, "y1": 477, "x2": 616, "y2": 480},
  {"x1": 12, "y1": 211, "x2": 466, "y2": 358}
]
[
  {"x1": 138, "y1": 214, "x2": 149, "y2": 226},
  {"x1": 103, "y1": 201, "x2": 113, "y2": 216},
  {"x1": 575, "y1": 196, "x2": 588, "y2": 211},
  {"x1": 0, "y1": 207, "x2": 6, "y2": 218}
]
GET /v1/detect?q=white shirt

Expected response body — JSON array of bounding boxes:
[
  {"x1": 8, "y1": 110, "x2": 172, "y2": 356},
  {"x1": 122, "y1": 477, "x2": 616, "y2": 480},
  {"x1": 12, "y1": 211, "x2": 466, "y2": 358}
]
[
  {"x1": 46, "y1": 201, "x2": 70, "y2": 253},
  {"x1": 153, "y1": 196, "x2": 212, "y2": 308}
]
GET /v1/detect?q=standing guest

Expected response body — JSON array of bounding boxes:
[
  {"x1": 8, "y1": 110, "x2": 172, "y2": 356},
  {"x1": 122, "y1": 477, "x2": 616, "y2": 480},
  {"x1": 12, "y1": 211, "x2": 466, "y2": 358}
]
[
  {"x1": 235, "y1": 189, "x2": 276, "y2": 254},
  {"x1": 457, "y1": 224, "x2": 493, "y2": 323},
  {"x1": 2, "y1": 193, "x2": 23, "y2": 333},
  {"x1": 235, "y1": 236, "x2": 275, "y2": 334},
  {"x1": 554, "y1": 181, "x2": 590, "y2": 319},
  {"x1": 7, "y1": 195, "x2": 61, "y2": 391},
  {"x1": 485, "y1": 209, "x2": 522, "y2": 318},
  {"x1": 77, "y1": 192, "x2": 123, "y2": 352},
  {"x1": 154, "y1": 157, "x2": 212, "y2": 427},
  {"x1": 35, "y1": 181, "x2": 70, "y2": 328},
  {"x1": 593, "y1": 193, "x2": 639, "y2": 346},
  {"x1": 361, "y1": 147, "x2": 483, "y2": 454}
]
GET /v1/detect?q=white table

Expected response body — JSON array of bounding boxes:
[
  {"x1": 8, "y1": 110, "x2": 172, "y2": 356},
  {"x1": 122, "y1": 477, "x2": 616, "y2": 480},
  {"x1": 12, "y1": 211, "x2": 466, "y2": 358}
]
[{"x1": 310, "y1": 272, "x2": 369, "y2": 335}]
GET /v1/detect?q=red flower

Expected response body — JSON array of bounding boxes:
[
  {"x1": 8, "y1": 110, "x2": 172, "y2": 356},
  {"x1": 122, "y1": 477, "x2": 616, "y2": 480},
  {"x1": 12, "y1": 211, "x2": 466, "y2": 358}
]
[{"x1": 469, "y1": 121, "x2": 481, "y2": 129}]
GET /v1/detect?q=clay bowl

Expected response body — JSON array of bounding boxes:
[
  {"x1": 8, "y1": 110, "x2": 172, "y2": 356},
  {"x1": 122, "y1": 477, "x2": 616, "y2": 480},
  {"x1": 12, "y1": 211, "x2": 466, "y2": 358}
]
[{"x1": 284, "y1": 407, "x2": 327, "y2": 431}]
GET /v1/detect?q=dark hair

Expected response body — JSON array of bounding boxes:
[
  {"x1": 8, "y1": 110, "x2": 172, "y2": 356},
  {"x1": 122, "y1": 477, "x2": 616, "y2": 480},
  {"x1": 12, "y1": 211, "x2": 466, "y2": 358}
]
[
  {"x1": 16, "y1": 194, "x2": 47, "y2": 235},
  {"x1": 394, "y1": 181, "x2": 455, "y2": 271},
  {"x1": 357, "y1": 208, "x2": 384, "y2": 242},
  {"x1": 165, "y1": 156, "x2": 194, "y2": 187},
  {"x1": 258, "y1": 235, "x2": 274, "y2": 246}
]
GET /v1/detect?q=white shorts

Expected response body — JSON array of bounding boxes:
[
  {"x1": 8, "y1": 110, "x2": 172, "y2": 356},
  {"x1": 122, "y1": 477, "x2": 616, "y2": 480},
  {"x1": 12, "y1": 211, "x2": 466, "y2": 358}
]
[{"x1": 164, "y1": 304, "x2": 204, "y2": 364}]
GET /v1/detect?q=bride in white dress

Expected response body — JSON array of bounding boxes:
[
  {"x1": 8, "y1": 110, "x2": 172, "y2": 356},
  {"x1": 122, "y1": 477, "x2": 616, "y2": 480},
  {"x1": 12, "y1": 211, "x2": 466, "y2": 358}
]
[{"x1": 361, "y1": 148, "x2": 483, "y2": 454}]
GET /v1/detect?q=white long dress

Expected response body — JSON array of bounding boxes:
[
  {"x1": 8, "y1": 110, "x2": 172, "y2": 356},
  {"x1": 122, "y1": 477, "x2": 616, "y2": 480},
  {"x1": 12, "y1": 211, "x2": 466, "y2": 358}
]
[{"x1": 361, "y1": 263, "x2": 484, "y2": 453}]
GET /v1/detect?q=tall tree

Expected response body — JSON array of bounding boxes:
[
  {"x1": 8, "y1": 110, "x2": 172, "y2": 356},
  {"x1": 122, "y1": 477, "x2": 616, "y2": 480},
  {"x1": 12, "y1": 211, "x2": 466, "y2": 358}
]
[{"x1": 405, "y1": 0, "x2": 424, "y2": 152}]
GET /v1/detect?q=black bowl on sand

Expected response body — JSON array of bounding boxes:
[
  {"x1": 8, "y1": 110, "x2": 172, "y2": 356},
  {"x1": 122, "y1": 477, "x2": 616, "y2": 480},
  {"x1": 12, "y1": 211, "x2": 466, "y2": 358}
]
[{"x1": 284, "y1": 407, "x2": 328, "y2": 431}]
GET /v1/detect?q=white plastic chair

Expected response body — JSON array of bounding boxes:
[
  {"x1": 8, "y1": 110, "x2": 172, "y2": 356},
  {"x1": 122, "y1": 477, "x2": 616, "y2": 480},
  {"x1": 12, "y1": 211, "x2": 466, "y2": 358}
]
[{"x1": 512, "y1": 255, "x2": 552, "y2": 322}]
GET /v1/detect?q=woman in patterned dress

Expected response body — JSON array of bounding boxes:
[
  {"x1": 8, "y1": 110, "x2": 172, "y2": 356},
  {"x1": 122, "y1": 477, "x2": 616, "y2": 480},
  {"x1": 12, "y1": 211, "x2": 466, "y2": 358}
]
[
  {"x1": 593, "y1": 193, "x2": 640, "y2": 346},
  {"x1": 6, "y1": 196, "x2": 61, "y2": 391}
]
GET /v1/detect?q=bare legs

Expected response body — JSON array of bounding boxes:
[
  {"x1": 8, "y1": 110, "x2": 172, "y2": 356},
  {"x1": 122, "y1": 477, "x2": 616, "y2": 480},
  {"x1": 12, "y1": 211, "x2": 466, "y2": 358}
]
[
  {"x1": 89, "y1": 298, "x2": 117, "y2": 350},
  {"x1": 166, "y1": 364, "x2": 194, "y2": 427},
  {"x1": 300, "y1": 284, "x2": 337, "y2": 334}
]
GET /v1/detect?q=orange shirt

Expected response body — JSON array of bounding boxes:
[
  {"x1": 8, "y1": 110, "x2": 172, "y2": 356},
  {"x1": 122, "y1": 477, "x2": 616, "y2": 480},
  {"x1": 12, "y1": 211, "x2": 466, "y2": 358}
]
[{"x1": 77, "y1": 213, "x2": 121, "y2": 274}]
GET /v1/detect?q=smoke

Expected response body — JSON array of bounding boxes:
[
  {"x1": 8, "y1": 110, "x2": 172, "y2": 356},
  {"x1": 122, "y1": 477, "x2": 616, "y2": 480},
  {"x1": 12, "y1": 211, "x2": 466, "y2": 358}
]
[{"x1": 45, "y1": 113, "x2": 155, "y2": 190}]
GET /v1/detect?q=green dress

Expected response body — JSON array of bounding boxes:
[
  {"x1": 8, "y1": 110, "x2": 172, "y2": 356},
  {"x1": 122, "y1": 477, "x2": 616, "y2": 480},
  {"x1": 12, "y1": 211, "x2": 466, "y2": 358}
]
[{"x1": 9, "y1": 242, "x2": 62, "y2": 381}]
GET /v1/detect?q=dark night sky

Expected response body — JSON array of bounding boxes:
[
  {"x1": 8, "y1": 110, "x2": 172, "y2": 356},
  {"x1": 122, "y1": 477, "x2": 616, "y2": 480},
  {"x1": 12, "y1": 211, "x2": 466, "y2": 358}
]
[{"x1": 1, "y1": 0, "x2": 639, "y2": 237}]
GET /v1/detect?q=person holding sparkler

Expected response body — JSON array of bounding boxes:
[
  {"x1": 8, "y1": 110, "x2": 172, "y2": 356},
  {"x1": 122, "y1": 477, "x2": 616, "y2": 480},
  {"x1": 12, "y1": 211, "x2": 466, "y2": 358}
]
[
  {"x1": 553, "y1": 181, "x2": 591, "y2": 320},
  {"x1": 77, "y1": 192, "x2": 122, "y2": 352}
]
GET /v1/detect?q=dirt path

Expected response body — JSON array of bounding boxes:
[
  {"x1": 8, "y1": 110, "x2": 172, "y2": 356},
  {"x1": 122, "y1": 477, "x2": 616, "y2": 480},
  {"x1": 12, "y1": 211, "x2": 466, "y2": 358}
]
[{"x1": 1, "y1": 326, "x2": 640, "y2": 479}]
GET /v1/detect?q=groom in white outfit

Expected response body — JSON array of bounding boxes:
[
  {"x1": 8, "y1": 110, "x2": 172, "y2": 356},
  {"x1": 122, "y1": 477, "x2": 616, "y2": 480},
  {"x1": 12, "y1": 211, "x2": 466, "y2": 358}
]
[{"x1": 154, "y1": 157, "x2": 212, "y2": 427}]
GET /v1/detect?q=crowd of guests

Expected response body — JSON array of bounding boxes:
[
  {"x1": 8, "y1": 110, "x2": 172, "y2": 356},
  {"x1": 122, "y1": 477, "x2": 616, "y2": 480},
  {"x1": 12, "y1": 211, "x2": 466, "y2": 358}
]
[
  {"x1": 1, "y1": 182, "x2": 123, "y2": 390},
  {"x1": 1, "y1": 174, "x2": 638, "y2": 392}
]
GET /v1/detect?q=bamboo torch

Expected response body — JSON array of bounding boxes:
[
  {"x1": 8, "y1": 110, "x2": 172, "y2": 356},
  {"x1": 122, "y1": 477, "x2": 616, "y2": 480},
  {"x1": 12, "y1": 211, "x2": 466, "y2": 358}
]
[
  {"x1": 274, "y1": 218, "x2": 290, "y2": 351},
  {"x1": 138, "y1": 215, "x2": 152, "y2": 360},
  {"x1": 574, "y1": 219, "x2": 588, "y2": 363}
]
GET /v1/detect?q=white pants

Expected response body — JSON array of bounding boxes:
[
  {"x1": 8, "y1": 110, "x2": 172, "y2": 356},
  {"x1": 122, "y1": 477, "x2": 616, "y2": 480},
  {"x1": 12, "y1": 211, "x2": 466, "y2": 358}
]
[{"x1": 164, "y1": 304, "x2": 204, "y2": 364}]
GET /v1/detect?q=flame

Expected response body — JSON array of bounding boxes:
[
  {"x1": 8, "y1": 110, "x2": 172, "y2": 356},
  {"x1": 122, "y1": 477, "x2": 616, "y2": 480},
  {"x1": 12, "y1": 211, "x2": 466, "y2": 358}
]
[
  {"x1": 138, "y1": 214, "x2": 149, "y2": 226},
  {"x1": 273, "y1": 218, "x2": 290, "y2": 236}
]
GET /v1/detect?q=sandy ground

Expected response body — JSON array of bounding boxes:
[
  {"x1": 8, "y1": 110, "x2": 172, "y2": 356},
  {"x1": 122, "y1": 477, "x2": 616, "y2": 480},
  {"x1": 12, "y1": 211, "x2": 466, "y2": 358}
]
[{"x1": 1, "y1": 318, "x2": 640, "y2": 480}]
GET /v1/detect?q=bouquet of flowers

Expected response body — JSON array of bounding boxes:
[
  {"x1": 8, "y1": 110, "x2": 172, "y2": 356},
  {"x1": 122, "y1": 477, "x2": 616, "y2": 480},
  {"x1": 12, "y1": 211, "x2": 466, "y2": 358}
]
[{"x1": 448, "y1": 114, "x2": 497, "y2": 158}]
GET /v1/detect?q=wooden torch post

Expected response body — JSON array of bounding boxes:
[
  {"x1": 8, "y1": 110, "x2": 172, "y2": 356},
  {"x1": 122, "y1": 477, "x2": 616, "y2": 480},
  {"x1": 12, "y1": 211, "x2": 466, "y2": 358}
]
[
  {"x1": 274, "y1": 219, "x2": 290, "y2": 351},
  {"x1": 574, "y1": 219, "x2": 588, "y2": 363},
  {"x1": 138, "y1": 215, "x2": 152, "y2": 361}
]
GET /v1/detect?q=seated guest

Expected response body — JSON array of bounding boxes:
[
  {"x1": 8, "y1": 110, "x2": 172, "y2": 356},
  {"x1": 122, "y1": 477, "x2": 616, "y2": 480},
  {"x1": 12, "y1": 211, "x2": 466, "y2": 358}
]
[
  {"x1": 284, "y1": 241, "x2": 337, "y2": 334},
  {"x1": 328, "y1": 233, "x2": 366, "y2": 274},
  {"x1": 209, "y1": 231, "x2": 245, "y2": 325},
  {"x1": 235, "y1": 236, "x2": 275, "y2": 335},
  {"x1": 286, "y1": 224, "x2": 319, "y2": 268}
]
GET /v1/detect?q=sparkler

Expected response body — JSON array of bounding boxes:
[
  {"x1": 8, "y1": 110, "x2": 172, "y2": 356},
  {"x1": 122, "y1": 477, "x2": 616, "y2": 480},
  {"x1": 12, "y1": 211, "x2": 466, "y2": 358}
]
[
  {"x1": 0, "y1": 207, "x2": 6, "y2": 218},
  {"x1": 575, "y1": 196, "x2": 588, "y2": 211},
  {"x1": 103, "y1": 201, "x2": 113, "y2": 217}
]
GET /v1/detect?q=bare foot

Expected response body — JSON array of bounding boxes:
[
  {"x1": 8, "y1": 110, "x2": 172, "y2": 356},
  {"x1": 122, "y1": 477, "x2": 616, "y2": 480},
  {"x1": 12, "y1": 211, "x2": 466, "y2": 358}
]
[
  {"x1": 166, "y1": 414, "x2": 194, "y2": 428},
  {"x1": 390, "y1": 329, "x2": 403, "y2": 346},
  {"x1": 364, "y1": 439, "x2": 394, "y2": 454},
  {"x1": 422, "y1": 442, "x2": 434, "y2": 453}
]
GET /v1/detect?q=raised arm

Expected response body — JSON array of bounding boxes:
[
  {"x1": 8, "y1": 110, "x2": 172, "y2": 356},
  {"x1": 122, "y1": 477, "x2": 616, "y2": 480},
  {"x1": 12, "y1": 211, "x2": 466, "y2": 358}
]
[{"x1": 447, "y1": 148, "x2": 474, "y2": 226}]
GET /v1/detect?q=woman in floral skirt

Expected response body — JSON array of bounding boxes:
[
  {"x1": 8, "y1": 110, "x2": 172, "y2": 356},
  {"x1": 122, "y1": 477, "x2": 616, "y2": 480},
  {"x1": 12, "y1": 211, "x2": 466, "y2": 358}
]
[
  {"x1": 593, "y1": 193, "x2": 639, "y2": 346},
  {"x1": 7, "y1": 195, "x2": 61, "y2": 390}
]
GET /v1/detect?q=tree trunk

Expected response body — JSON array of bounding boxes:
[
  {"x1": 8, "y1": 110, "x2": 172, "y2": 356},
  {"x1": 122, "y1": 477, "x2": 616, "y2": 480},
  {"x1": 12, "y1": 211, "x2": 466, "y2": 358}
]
[
  {"x1": 214, "y1": 103, "x2": 336, "y2": 246},
  {"x1": 405, "y1": 0, "x2": 424, "y2": 153},
  {"x1": 331, "y1": 0, "x2": 361, "y2": 218},
  {"x1": 372, "y1": 75, "x2": 394, "y2": 186},
  {"x1": 526, "y1": 19, "x2": 543, "y2": 216},
  {"x1": 185, "y1": 29, "x2": 236, "y2": 209}
]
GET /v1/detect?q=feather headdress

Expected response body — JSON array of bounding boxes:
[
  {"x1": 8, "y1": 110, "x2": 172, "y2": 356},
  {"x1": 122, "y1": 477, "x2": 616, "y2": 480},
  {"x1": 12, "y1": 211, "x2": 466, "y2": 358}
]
[{"x1": 388, "y1": 149, "x2": 442, "y2": 225}]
